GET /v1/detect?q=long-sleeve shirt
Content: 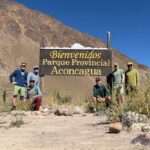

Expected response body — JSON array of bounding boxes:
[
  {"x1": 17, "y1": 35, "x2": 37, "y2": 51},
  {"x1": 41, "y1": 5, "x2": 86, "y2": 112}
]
[
  {"x1": 9, "y1": 69, "x2": 28, "y2": 87},
  {"x1": 125, "y1": 68, "x2": 139, "y2": 88},
  {"x1": 27, "y1": 72, "x2": 40, "y2": 87},
  {"x1": 93, "y1": 84, "x2": 110, "y2": 98}
]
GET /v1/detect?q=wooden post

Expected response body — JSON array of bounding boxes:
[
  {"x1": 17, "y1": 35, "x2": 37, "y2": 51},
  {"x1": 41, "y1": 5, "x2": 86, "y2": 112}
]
[
  {"x1": 107, "y1": 31, "x2": 111, "y2": 50},
  {"x1": 39, "y1": 36, "x2": 46, "y2": 94},
  {"x1": 40, "y1": 76, "x2": 45, "y2": 94}
]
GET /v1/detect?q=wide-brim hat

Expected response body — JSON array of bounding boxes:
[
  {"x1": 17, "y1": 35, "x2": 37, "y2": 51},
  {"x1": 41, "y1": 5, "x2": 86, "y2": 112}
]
[{"x1": 127, "y1": 62, "x2": 133, "y2": 66}]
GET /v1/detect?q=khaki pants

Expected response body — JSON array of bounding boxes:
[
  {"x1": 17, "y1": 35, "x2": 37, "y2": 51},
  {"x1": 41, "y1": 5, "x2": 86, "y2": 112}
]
[{"x1": 93, "y1": 97, "x2": 111, "y2": 110}]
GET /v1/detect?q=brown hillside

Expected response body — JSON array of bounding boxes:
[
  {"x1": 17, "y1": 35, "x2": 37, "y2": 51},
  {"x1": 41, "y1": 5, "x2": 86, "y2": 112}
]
[{"x1": 0, "y1": 0, "x2": 149, "y2": 94}]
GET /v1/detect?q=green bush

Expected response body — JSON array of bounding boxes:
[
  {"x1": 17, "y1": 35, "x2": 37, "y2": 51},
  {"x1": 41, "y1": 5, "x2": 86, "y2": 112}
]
[
  {"x1": 11, "y1": 114, "x2": 24, "y2": 128},
  {"x1": 53, "y1": 90, "x2": 72, "y2": 105},
  {"x1": 2, "y1": 90, "x2": 7, "y2": 104},
  {"x1": 107, "y1": 77, "x2": 150, "y2": 123}
]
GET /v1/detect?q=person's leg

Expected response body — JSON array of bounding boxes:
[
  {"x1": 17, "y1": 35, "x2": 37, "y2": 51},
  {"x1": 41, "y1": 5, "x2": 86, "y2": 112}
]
[
  {"x1": 35, "y1": 96, "x2": 42, "y2": 111},
  {"x1": 20, "y1": 87, "x2": 26, "y2": 101},
  {"x1": 119, "y1": 86, "x2": 124, "y2": 107},
  {"x1": 105, "y1": 96, "x2": 111, "y2": 108},
  {"x1": 12, "y1": 86, "x2": 19, "y2": 110},
  {"x1": 93, "y1": 97, "x2": 98, "y2": 112}
]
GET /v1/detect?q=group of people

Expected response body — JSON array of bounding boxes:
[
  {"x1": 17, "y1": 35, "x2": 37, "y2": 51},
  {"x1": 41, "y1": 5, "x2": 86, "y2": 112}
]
[
  {"x1": 9, "y1": 62, "x2": 139, "y2": 113},
  {"x1": 9, "y1": 62, "x2": 42, "y2": 111},
  {"x1": 93, "y1": 62, "x2": 139, "y2": 112}
]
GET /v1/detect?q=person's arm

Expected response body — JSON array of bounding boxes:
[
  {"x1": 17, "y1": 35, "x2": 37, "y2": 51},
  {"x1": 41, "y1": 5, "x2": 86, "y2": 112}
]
[
  {"x1": 136, "y1": 70, "x2": 139, "y2": 87},
  {"x1": 93, "y1": 86, "x2": 98, "y2": 97},
  {"x1": 103, "y1": 85, "x2": 111, "y2": 97},
  {"x1": 37, "y1": 87, "x2": 42, "y2": 97},
  {"x1": 125, "y1": 71, "x2": 127, "y2": 88},
  {"x1": 37, "y1": 75, "x2": 40, "y2": 86},
  {"x1": 121, "y1": 70, "x2": 125, "y2": 84},
  {"x1": 27, "y1": 73, "x2": 31, "y2": 87},
  {"x1": 32, "y1": 87, "x2": 42, "y2": 99},
  {"x1": 25, "y1": 72, "x2": 28, "y2": 86},
  {"x1": 9, "y1": 70, "x2": 16, "y2": 83}
]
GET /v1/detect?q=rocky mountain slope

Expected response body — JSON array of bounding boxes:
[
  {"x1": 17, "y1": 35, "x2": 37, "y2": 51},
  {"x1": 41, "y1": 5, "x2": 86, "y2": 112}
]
[{"x1": 0, "y1": 0, "x2": 149, "y2": 93}]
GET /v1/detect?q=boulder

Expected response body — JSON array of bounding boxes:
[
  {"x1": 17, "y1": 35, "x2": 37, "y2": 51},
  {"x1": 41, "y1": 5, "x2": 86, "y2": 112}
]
[
  {"x1": 54, "y1": 109, "x2": 73, "y2": 116},
  {"x1": 131, "y1": 134, "x2": 150, "y2": 147},
  {"x1": 41, "y1": 108, "x2": 49, "y2": 113},
  {"x1": 109, "y1": 122, "x2": 122, "y2": 133},
  {"x1": 73, "y1": 106, "x2": 83, "y2": 114},
  {"x1": 131, "y1": 123, "x2": 144, "y2": 132},
  {"x1": 141, "y1": 125, "x2": 150, "y2": 132}
]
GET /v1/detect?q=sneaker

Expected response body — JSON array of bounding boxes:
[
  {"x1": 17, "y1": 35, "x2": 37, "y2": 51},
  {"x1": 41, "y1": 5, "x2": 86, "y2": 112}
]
[{"x1": 93, "y1": 108, "x2": 97, "y2": 113}]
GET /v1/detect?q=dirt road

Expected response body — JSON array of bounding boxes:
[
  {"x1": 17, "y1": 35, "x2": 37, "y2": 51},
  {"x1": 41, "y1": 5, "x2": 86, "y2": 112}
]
[{"x1": 0, "y1": 113, "x2": 148, "y2": 150}]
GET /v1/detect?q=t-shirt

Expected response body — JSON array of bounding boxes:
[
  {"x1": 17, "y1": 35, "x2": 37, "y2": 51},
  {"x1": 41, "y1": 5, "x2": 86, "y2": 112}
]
[
  {"x1": 93, "y1": 84, "x2": 110, "y2": 98},
  {"x1": 27, "y1": 86, "x2": 42, "y2": 99},
  {"x1": 125, "y1": 68, "x2": 139, "y2": 88},
  {"x1": 112, "y1": 69, "x2": 124, "y2": 86}
]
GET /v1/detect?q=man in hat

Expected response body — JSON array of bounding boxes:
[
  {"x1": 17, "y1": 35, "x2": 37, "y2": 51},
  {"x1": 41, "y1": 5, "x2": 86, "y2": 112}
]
[
  {"x1": 93, "y1": 77, "x2": 111, "y2": 112},
  {"x1": 27, "y1": 79, "x2": 42, "y2": 112},
  {"x1": 9, "y1": 62, "x2": 28, "y2": 110},
  {"x1": 27, "y1": 66, "x2": 40, "y2": 87},
  {"x1": 112, "y1": 63, "x2": 125, "y2": 105},
  {"x1": 125, "y1": 62, "x2": 139, "y2": 96}
]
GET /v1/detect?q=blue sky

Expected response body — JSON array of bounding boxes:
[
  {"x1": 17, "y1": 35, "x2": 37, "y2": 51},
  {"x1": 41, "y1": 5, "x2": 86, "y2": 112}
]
[{"x1": 15, "y1": 0, "x2": 150, "y2": 68}]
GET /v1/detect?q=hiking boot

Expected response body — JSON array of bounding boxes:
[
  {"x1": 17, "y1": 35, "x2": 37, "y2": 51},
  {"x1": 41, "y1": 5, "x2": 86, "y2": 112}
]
[{"x1": 11, "y1": 106, "x2": 16, "y2": 111}]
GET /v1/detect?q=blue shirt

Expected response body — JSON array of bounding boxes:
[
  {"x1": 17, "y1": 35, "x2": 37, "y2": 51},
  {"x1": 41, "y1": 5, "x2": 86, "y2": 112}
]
[
  {"x1": 9, "y1": 69, "x2": 28, "y2": 87},
  {"x1": 27, "y1": 72, "x2": 40, "y2": 87}
]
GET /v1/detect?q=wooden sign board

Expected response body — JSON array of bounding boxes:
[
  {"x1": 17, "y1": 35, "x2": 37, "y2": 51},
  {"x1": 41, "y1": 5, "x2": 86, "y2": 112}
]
[{"x1": 39, "y1": 48, "x2": 112, "y2": 76}]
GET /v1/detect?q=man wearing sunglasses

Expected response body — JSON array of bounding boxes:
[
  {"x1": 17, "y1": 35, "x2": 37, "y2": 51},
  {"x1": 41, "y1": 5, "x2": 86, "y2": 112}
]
[{"x1": 9, "y1": 62, "x2": 28, "y2": 110}]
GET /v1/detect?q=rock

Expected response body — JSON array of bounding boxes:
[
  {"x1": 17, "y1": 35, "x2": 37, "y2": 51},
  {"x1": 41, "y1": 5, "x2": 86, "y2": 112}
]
[
  {"x1": 73, "y1": 107, "x2": 83, "y2": 114},
  {"x1": 131, "y1": 134, "x2": 150, "y2": 147},
  {"x1": 41, "y1": 108, "x2": 49, "y2": 113},
  {"x1": 54, "y1": 109, "x2": 73, "y2": 116},
  {"x1": 93, "y1": 111, "x2": 106, "y2": 116},
  {"x1": 141, "y1": 125, "x2": 150, "y2": 132},
  {"x1": 131, "y1": 123, "x2": 145, "y2": 132},
  {"x1": 11, "y1": 110, "x2": 25, "y2": 116},
  {"x1": 109, "y1": 122, "x2": 122, "y2": 133},
  {"x1": 121, "y1": 111, "x2": 148, "y2": 128}
]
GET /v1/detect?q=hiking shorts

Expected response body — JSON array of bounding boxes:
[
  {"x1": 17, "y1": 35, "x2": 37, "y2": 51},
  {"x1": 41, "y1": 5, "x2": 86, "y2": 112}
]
[
  {"x1": 13, "y1": 85, "x2": 26, "y2": 97},
  {"x1": 113, "y1": 85, "x2": 124, "y2": 95}
]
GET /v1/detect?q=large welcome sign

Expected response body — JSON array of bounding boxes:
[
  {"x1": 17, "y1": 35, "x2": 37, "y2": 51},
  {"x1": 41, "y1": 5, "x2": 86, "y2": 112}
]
[{"x1": 39, "y1": 48, "x2": 112, "y2": 76}]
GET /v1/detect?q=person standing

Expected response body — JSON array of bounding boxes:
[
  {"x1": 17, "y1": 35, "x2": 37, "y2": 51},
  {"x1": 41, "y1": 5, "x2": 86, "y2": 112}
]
[
  {"x1": 9, "y1": 63, "x2": 28, "y2": 110},
  {"x1": 27, "y1": 66, "x2": 40, "y2": 87},
  {"x1": 93, "y1": 77, "x2": 111, "y2": 112},
  {"x1": 112, "y1": 63, "x2": 125, "y2": 105},
  {"x1": 125, "y1": 62, "x2": 139, "y2": 96}
]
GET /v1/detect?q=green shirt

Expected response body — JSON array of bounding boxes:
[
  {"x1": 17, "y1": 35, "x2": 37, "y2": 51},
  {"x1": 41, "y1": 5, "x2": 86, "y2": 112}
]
[
  {"x1": 125, "y1": 68, "x2": 139, "y2": 88},
  {"x1": 112, "y1": 69, "x2": 124, "y2": 86},
  {"x1": 93, "y1": 84, "x2": 110, "y2": 98}
]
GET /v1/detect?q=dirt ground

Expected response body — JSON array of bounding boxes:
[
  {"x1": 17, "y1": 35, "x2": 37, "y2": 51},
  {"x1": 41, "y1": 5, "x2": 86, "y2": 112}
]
[{"x1": 0, "y1": 113, "x2": 148, "y2": 150}]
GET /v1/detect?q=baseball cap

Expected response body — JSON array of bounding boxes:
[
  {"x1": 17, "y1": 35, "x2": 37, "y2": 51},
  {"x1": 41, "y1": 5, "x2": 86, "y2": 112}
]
[
  {"x1": 127, "y1": 62, "x2": 133, "y2": 66},
  {"x1": 33, "y1": 65, "x2": 39, "y2": 70},
  {"x1": 114, "y1": 63, "x2": 118, "y2": 66},
  {"x1": 95, "y1": 77, "x2": 100, "y2": 81}
]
